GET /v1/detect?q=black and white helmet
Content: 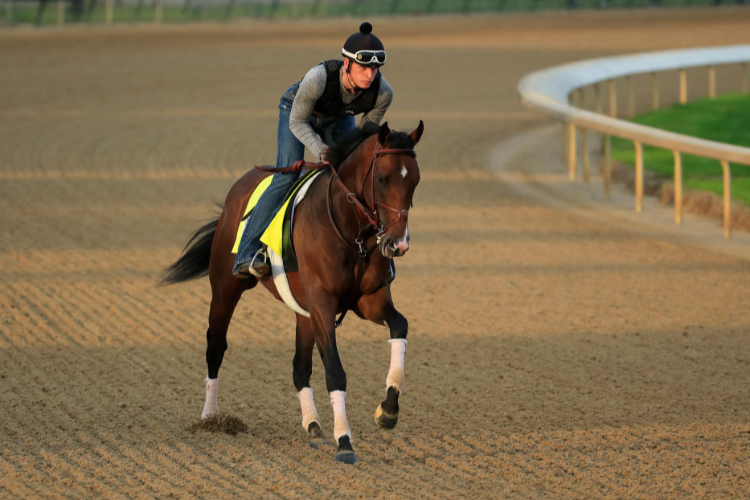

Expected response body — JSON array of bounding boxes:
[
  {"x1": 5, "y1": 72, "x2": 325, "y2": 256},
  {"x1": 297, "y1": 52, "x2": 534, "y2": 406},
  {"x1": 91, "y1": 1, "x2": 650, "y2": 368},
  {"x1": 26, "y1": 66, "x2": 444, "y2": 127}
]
[{"x1": 342, "y1": 22, "x2": 386, "y2": 68}]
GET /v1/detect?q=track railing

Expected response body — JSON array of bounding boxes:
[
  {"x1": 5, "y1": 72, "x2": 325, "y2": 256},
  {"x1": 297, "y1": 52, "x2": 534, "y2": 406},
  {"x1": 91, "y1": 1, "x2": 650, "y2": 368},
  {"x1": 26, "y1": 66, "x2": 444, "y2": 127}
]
[{"x1": 518, "y1": 45, "x2": 750, "y2": 238}]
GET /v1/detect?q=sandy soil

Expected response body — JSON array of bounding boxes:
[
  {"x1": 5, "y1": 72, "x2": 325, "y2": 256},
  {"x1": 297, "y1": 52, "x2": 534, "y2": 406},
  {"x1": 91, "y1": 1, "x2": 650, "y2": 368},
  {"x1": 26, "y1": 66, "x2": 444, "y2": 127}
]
[{"x1": 2, "y1": 8, "x2": 750, "y2": 498}]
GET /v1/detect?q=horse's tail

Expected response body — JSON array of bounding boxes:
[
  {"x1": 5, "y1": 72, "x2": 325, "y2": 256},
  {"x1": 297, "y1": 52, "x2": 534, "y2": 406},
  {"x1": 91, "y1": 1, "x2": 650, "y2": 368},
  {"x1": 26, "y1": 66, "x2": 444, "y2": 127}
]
[{"x1": 161, "y1": 211, "x2": 221, "y2": 285}]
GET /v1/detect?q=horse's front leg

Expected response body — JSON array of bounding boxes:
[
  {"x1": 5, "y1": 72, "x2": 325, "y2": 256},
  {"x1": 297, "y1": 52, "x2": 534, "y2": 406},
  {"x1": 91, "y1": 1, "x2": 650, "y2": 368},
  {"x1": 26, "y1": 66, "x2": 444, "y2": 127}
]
[
  {"x1": 357, "y1": 287, "x2": 407, "y2": 430},
  {"x1": 308, "y1": 292, "x2": 358, "y2": 464}
]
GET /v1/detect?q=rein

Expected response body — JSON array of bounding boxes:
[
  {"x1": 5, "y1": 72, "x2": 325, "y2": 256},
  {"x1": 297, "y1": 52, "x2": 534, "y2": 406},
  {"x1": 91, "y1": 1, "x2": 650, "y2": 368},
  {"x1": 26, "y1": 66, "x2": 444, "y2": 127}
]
[{"x1": 255, "y1": 159, "x2": 327, "y2": 175}]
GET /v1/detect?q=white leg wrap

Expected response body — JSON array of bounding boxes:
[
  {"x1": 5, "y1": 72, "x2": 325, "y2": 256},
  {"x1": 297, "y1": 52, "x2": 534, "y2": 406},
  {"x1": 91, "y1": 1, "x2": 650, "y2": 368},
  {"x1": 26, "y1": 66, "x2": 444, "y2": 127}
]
[
  {"x1": 330, "y1": 390, "x2": 352, "y2": 442},
  {"x1": 386, "y1": 339, "x2": 407, "y2": 393},
  {"x1": 202, "y1": 377, "x2": 219, "y2": 419},
  {"x1": 298, "y1": 387, "x2": 321, "y2": 431}
]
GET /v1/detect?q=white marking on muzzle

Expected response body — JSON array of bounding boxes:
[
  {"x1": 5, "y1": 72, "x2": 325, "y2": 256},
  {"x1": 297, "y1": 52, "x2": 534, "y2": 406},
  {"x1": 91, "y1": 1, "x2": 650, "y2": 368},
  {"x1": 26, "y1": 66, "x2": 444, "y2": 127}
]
[{"x1": 394, "y1": 224, "x2": 409, "y2": 254}]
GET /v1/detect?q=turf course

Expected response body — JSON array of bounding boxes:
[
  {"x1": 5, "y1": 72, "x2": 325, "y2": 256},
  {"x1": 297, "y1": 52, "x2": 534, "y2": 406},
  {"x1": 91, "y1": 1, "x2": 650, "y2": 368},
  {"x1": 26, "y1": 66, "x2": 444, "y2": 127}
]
[{"x1": 612, "y1": 93, "x2": 750, "y2": 206}]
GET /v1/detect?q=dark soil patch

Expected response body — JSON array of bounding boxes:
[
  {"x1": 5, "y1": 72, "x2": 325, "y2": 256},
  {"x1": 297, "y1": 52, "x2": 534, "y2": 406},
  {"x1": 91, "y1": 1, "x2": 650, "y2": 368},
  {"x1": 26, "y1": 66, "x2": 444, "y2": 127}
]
[{"x1": 189, "y1": 414, "x2": 249, "y2": 436}]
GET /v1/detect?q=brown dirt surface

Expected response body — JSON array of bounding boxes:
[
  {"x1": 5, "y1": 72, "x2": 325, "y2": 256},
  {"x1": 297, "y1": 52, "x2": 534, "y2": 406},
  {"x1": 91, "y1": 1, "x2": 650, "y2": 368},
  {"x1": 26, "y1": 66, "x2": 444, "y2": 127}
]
[{"x1": 3, "y1": 8, "x2": 750, "y2": 498}]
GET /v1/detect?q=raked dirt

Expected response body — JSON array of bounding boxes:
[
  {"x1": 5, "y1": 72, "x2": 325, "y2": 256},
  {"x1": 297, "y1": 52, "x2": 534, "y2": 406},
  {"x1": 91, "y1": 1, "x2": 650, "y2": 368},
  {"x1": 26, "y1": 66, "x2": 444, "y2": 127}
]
[{"x1": 2, "y1": 9, "x2": 750, "y2": 498}]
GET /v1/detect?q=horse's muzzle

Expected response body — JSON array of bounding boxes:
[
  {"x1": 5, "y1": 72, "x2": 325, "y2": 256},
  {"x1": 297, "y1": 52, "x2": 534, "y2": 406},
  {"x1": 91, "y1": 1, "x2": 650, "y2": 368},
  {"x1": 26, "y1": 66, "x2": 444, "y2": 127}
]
[{"x1": 381, "y1": 237, "x2": 409, "y2": 258}]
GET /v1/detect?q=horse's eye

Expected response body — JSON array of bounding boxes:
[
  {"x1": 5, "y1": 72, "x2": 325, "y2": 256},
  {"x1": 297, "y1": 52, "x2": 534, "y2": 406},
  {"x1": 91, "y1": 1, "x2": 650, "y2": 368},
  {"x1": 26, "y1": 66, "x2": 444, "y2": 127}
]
[{"x1": 376, "y1": 176, "x2": 384, "y2": 184}]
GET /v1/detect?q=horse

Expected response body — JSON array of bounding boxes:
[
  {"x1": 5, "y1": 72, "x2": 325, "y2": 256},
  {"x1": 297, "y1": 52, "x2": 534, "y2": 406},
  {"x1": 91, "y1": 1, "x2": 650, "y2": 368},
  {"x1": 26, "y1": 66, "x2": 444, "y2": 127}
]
[{"x1": 162, "y1": 120, "x2": 424, "y2": 464}]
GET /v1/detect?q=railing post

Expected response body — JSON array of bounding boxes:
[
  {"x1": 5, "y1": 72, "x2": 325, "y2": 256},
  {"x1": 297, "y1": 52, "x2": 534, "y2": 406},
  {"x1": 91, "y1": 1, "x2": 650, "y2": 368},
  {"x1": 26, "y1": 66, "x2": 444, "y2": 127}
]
[
  {"x1": 6, "y1": 0, "x2": 12, "y2": 25},
  {"x1": 626, "y1": 75, "x2": 635, "y2": 118},
  {"x1": 155, "y1": 0, "x2": 162, "y2": 23},
  {"x1": 673, "y1": 151, "x2": 682, "y2": 225},
  {"x1": 708, "y1": 66, "x2": 716, "y2": 99},
  {"x1": 635, "y1": 141, "x2": 643, "y2": 213},
  {"x1": 601, "y1": 135, "x2": 611, "y2": 198},
  {"x1": 58, "y1": 0, "x2": 64, "y2": 24},
  {"x1": 721, "y1": 160, "x2": 731, "y2": 239},
  {"x1": 679, "y1": 69, "x2": 687, "y2": 104},
  {"x1": 582, "y1": 128, "x2": 590, "y2": 185},
  {"x1": 568, "y1": 122, "x2": 577, "y2": 180},
  {"x1": 651, "y1": 72, "x2": 659, "y2": 110},
  {"x1": 743, "y1": 63, "x2": 749, "y2": 94},
  {"x1": 106, "y1": 0, "x2": 113, "y2": 23},
  {"x1": 608, "y1": 79, "x2": 617, "y2": 118}
]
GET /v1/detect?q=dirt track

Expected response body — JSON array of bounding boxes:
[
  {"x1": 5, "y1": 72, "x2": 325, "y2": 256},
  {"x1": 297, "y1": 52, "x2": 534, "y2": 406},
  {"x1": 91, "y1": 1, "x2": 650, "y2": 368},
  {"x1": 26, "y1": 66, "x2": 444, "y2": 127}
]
[{"x1": 2, "y1": 9, "x2": 750, "y2": 498}]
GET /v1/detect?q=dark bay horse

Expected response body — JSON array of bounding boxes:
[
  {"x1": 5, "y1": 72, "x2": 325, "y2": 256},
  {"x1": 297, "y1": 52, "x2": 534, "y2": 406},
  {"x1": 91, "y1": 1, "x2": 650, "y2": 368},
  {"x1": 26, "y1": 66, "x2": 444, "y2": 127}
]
[{"x1": 163, "y1": 121, "x2": 423, "y2": 464}]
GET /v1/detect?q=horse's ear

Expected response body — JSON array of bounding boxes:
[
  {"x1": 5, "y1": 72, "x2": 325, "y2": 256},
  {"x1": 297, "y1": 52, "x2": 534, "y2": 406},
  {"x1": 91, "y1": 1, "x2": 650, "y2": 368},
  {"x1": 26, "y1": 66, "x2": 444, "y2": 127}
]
[
  {"x1": 409, "y1": 120, "x2": 424, "y2": 146},
  {"x1": 378, "y1": 122, "x2": 390, "y2": 147}
]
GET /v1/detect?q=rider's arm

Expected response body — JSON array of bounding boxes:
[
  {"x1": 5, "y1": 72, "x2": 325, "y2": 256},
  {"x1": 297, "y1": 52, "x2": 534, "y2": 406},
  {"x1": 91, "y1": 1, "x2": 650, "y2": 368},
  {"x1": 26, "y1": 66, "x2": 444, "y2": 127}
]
[
  {"x1": 289, "y1": 65, "x2": 329, "y2": 161},
  {"x1": 359, "y1": 77, "x2": 393, "y2": 128}
]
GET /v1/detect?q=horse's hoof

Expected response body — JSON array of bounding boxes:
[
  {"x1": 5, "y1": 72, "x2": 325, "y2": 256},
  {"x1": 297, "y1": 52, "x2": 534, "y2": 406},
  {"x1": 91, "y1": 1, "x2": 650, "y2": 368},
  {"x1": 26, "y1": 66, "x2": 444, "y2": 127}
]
[
  {"x1": 334, "y1": 436, "x2": 358, "y2": 465},
  {"x1": 307, "y1": 421, "x2": 327, "y2": 449},
  {"x1": 374, "y1": 385, "x2": 400, "y2": 429}
]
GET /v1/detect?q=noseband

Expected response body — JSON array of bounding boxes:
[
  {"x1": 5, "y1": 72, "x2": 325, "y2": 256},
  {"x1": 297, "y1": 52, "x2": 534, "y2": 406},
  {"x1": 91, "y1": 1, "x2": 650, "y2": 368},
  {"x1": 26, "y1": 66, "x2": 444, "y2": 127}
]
[{"x1": 329, "y1": 143, "x2": 414, "y2": 254}]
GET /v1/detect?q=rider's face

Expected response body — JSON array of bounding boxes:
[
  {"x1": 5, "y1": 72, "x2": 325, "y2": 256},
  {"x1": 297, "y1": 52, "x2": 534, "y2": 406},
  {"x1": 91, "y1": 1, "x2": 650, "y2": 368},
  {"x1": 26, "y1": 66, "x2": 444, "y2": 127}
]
[{"x1": 347, "y1": 61, "x2": 379, "y2": 89}]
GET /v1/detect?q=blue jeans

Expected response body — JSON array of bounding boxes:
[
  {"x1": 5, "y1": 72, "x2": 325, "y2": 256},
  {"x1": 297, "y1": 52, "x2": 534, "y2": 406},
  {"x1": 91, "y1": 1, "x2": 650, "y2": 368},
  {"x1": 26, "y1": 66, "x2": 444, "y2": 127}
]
[{"x1": 233, "y1": 91, "x2": 355, "y2": 270}]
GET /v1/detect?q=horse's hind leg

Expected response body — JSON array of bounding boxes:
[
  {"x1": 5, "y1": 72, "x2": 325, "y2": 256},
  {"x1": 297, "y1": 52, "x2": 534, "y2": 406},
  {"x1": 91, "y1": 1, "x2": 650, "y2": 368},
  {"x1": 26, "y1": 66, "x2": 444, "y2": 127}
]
[
  {"x1": 202, "y1": 277, "x2": 251, "y2": 419},
  {"x1": 357, "y1": 288, "x2": 408, "y2": 430},
  {"x1": 293, "y1": 316, "x2": 326, "y2": 449}
]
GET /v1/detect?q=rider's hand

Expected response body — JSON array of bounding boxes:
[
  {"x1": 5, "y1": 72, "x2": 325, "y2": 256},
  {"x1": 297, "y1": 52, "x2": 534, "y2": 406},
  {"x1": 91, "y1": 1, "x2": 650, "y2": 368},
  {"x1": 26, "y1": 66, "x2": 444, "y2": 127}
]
[{"x1": 320, "y1": 148, "x2": 329, "y2": 163}]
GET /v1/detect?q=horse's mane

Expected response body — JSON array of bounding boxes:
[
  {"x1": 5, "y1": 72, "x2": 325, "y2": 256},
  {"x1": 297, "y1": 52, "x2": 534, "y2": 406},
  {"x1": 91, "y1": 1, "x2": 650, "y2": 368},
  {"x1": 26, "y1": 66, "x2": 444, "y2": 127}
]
[{"x1": 327, "y1": 123, "x2": 416, "y2": 169}]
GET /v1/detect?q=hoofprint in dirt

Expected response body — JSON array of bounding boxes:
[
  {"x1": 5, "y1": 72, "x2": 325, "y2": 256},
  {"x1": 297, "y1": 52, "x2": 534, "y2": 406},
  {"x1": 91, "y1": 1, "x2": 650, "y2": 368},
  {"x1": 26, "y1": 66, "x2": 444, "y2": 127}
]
[{"x1": 2, "y1": 8, "x2": 750, "y2": 498}]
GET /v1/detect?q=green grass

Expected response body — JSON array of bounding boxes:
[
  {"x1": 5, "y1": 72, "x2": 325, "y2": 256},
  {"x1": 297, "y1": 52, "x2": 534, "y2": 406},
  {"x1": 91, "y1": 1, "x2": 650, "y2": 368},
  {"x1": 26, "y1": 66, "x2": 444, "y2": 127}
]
[{"x1": 611, "y1": 93, "x2": 750, "y2": 206}]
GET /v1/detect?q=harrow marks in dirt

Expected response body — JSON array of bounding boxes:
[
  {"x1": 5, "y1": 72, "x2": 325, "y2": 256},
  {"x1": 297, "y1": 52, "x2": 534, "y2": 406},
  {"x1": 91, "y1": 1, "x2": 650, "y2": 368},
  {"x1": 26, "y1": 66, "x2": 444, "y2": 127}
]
[{"x1": 2, "y1": 9, "x2": 750, "y2": 498}]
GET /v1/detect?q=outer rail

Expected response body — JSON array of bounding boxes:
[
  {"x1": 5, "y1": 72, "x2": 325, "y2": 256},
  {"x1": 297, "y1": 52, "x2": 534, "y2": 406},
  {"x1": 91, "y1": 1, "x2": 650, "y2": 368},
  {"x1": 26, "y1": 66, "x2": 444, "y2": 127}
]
[{"x1": 518, "y1": 45, "x2": 750, "y2": 238}]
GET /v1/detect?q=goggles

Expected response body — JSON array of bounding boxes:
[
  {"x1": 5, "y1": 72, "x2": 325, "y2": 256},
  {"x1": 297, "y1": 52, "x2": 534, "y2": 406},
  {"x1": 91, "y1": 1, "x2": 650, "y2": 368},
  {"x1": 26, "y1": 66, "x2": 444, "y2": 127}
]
[{"x1": 342, "y1": 48, "x2": 386, "y2": 66}]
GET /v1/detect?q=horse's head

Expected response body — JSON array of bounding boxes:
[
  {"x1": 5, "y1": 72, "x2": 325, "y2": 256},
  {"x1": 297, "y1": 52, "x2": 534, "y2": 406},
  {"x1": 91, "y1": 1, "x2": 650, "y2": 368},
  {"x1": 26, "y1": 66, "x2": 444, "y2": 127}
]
[{"x1": 369, "y1": 121, "x2": 424, "y2": 259}]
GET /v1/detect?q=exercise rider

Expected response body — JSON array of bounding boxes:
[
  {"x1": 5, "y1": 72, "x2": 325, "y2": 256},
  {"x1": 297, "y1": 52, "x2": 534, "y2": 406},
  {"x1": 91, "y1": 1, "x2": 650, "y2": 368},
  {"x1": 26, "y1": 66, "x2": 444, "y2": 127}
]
[{"x1": 233, "y1": 22, "x2": 393, "y2": 279}]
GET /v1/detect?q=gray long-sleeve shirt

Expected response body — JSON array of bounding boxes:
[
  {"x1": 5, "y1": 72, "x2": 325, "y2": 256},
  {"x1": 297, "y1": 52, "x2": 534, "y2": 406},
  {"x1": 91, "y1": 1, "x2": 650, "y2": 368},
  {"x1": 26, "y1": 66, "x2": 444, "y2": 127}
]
[{"x1": 289, "y1": 64, "x2": 393, "y2": 160}]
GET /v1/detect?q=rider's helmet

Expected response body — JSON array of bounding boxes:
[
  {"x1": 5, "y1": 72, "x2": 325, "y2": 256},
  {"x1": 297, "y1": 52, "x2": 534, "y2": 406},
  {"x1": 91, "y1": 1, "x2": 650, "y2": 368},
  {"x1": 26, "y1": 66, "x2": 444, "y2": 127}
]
[{"x1": 342, "y1": 22, "x2": 386, "y2": 69}]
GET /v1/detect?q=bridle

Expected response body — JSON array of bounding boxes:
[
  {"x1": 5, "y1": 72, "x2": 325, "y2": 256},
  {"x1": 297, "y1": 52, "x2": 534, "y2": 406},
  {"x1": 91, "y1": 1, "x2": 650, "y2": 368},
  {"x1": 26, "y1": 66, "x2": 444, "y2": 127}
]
[{"x1": 328, "y1": 143, "x2": 415, "y2": 257}]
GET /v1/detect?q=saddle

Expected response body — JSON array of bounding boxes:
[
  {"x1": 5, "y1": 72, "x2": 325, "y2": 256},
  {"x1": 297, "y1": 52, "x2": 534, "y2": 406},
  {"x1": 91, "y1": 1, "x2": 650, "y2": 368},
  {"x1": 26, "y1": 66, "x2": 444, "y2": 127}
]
[{"x1": 232, "y1": 168, "x2": 323, "y2": 273}]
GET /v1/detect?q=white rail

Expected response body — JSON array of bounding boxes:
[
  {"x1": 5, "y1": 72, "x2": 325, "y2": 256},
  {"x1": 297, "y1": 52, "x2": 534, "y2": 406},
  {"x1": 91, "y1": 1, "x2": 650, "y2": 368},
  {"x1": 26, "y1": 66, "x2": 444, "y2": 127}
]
[{"x1": 518, "y1": 45, "x2": 750, "y2": 238}]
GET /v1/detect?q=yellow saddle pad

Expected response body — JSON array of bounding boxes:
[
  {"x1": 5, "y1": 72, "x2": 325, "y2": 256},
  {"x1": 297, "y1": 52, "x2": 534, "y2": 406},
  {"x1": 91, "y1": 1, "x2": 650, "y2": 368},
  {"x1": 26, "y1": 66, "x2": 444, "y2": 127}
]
[{"x1": 231, "y1": 172, "x2": 317, "y2": 257}]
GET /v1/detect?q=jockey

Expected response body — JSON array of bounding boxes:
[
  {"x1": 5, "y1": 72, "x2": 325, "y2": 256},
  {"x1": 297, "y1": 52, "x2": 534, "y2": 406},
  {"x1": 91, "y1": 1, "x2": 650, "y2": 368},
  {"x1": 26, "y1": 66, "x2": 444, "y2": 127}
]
[{"x1": 233, "y1": 22, "x2": 393, "y2": 279}]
